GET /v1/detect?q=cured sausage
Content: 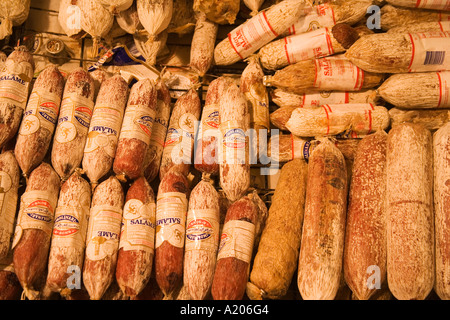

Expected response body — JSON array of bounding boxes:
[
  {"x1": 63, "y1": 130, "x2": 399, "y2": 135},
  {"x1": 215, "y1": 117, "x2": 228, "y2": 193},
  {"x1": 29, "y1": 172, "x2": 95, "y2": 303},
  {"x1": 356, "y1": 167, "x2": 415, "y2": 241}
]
[
  {"x1": 11, "y1": 163, "x2": 60, "y2": 300},
  {"x1": 211, "y1": 196, "x2": 258, "y2": 300},
  {"x1": 297, "y1": 138, "x2": 348, "y2": 300},
  {"x1": 183, "y1": 175, "x2": 220, "y2": 300},
  {"x1": 343, "y1": 130, "x2": 388, "y2": 300},
  {"x1": 15, "y1": 65, "x2": 65, "y2": 177},
  {"x1": 154, "y1": 169, "x2": 190, "y2": 296},
  {"x1": 143, "y1": 79, "x2": 172, "y2": 183},
  {"x1": 116, "y1": 177, "x2": 156, "y2": 298},
  {"x1": 386, "y1": 123, "x2": 434, "y2": 300},
  {"x1": 113, "y1": 79, "x2": 157, "y2": 181},
  {"x1": 51, "y1": 68, "x2": 95, "y2": 181},
  {"x1": 82, "y1": 75, "x2": 129, "y2": 190},
  {"x1": 82, "y1": 176, "x2": 124, "y2": 300},
  {"x1": 45, "y1": 171, "x2": 91, "y2": 297},
  {"x1": 219, "y1": 82, "x2": 251, "y2": 202},
  {"x1": 159, "y1": 88, "x2": 201, "y2": 180},
  {"x1": 0, "y1": 46, "x2": 34, "y2": 149}
]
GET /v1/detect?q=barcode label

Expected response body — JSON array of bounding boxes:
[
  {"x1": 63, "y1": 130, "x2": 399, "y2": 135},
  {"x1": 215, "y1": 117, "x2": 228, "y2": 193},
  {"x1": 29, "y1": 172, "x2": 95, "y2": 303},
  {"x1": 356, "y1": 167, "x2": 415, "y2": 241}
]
[
  {"x1": 424, "y1": 51, "x2": 446, "y2": 65},
  {"x1": 408, "y1": 32, "x2": 450, "y2": 72}
]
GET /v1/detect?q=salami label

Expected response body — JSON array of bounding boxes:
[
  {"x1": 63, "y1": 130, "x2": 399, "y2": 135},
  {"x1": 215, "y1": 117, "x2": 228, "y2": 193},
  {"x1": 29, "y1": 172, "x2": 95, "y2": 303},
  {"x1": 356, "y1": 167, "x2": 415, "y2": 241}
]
[
  {"x1": 85, "y1": 205, "x2": 123, "y2": 261},
  {"x1": 118, "y1": 104, "x2": 156, "y2": 144},
  {"x1": 163, "y1": 113, "x2": 197, "y2": 165},
  {"x1": 55, "y1": 93, "x2": 94, "y2": 144},
  {"x1": 321, "y1": 103, "x2": 375, "y2": 135},
  {"x1": 12, "y1": 190, "x2": 58, "y2": 248},
  {"x1": 437, "y1": 71, "x2": 450, "y2": 108},
  {"x1": 285, "y1": 28, "x2": 334, "y2": 64},
  {"x1": 19, "y1": 89, "x2": 61, "y2": 136},
  {"x1": 119, "y1": 199, "x2": 156, "y2": 253},
  {"x1": 314, "y1": 57, "x2": 364, "y2": 91},
  {"x1": 219, "y1": 120, "x2": 247, "y2": 165},
  {"x1": 185, "y1": 209, "x2": 220, "y2": 253},
  {"x1": 228, "y1": 11, "x2": 278, "y2": 59},
  {"x1": 0, "y1": 60, "x2": 33, "y2": 108},
  {"x1": 51, "y1": 206, "x2": 89, "y2": 249},
  {"x1": 408, "y1": 31, "x2": 450, "y2": 72},
  {"x1": 149, "y1": 100, "x2": 170, "y2": 149},
  {"x1": 155, "y1": 192, "x2": 188, "y2": 249},
  {"x1": 217, "y1": 220, "x2": 255, "y2": 264},
  {"x1": 84, "y1": 103, "x2": 124, "y2": 158},
  {"x1": 301, "y1": 91, "x2": 349, "y2": 107},
  {"x1": 288, "y1": 3, "x2": 336, "y2": 35}
]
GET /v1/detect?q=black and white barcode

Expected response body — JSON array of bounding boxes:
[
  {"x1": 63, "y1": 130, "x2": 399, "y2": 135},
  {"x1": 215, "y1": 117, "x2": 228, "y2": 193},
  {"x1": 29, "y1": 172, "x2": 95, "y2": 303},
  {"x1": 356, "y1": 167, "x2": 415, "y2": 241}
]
[{"x1": 424, "y1": 51, "x2": 446, "y2": 65}]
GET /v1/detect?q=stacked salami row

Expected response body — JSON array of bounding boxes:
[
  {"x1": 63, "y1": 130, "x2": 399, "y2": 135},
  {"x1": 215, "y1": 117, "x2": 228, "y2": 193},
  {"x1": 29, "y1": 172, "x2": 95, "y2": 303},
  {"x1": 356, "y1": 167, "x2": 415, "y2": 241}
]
[{"x1": 0, "y1": 43, "x2": 271, "y2": 300}]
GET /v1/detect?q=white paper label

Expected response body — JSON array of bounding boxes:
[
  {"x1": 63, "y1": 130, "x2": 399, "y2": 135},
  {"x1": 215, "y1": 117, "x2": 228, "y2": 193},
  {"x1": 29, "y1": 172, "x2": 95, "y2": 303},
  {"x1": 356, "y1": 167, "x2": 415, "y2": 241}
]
[
  {"x1": 12, "y1": 190, "x2": 58, "y2": 249},
  {"x1": 302, "y1": 91, "x2": 349, "y2": 107},
  {"x1": 437, "y1": 71, "x2": 450, "y2": 107},
  {"x1": 155, "y1": 192, "x2": 188, "y2": 249},
  {"x1": 85, "y1": 205, "x2": 123, "y2": 261},
  {"x1": 118, "y1": 104, "x2": 156, "y2": 144},
  {"x1": 321, "y1": 103, "x2": 375, "y2": 135},
  {"x1": 119, "y1": 199, "x2": 156, "y2": 253},
  {"x1": 84, "y1": 103, "x2": 124, "y2": 158},
  {"x1": 0, "y1": 60, "x2": 33, "y2": 108},
  {"x1": 408, "y1": 31, "x2": 450, "y2": 72},
  {"x1": 185, "y1": 209, "x2": 220, "y2": 253},
  {"x1": 285, "y1": 28, "x2": 334, "y2": 64},
  {"x1": 288, "y1": 3, "x2": 336, "y2": 35},
  {"x1": 314, "y1": 57, "x2": 364, "y2": 91},
  {"x1": 217, "y1": 220, "x2": 255, "y2": 264},
  {"x1": 439, "y1": 21, "x2": 450, "y2": 32},
  {"x1": 19, "y1": 89, "x2": 61, "y2": 136},
  {"x1": 163, "y1": 113, "x2": 197, "y2": 165},
  {"x1": 149, "y1": 100, "x2": 170, "y2": 150},
  {"x1": 54, "y1": 93, "x2": 94, "y2": 144},
  {"x1": 219, "y1": 120, "x2": 247, "y2": 165},
  {"x1": 51, "y1": 204, "x2": 89, "y2": 250},
  {"x1": 228, "y1": 11, "x2": 278, "y2": 59}
]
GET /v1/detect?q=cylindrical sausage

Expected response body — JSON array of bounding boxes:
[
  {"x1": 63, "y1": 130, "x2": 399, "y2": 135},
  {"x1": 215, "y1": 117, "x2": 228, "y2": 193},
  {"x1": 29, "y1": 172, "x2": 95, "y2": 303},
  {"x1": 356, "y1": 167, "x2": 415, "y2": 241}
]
[
  {"x1": 116, "y1": 176, "x2": 156, "y2": 298},
  {"x1": 211, "y1": 196, "x2": 258, "y2": 300},
  {"x1": 194, "y1": 77, "x2": 232, "y2": 176},
  {"x1": 83, "y1": 176, "x2": 124, "y2": 300},
  {"x1": 82, "y1": 75, "x2": 129, "y2": 190},
  {"x1": 113, "y1": 79, "x2": 157, "y2": 182},
  {"x1": 433, "y1": 122, "x2": 450, "y2": 300},
  {"x1": 15, "y1": 65, "x2": 65, "y2": 178},
  {"x1": 45, "y1": 171, "x2": 91, "y2": 297},
  {"x1": 11, "y1": 162, "x2": 61, "y2": 300},
  {"x1": 297, "y1": 138, "x2": 348, "y2": 300},
  {"x1": 189, "y1": 11, "x2": 218, "y2": 77},
  {"x1": 344, "y1": 130, "x2": 388, "y2": 300},
  {"x1": 183, "y1": 175, "x2": 220, "y2": 300},
  {"x1": 143, "y1": 79, "x2": 172, "y2": 183},
  {"x1": 154, "y1": 170, "x2": 190, "y2": 296},
  {"x1": 159, "y1": 88, "x2": 201, "y2": 180},
  {"x1": 0, "y1": 46, "x2": 35, "y2": 149},
  {"x1": 0, "y1": 151, "x2": 20, "y2": 260},
  {"x1": 386, "y1": 123, "x2": 434, "y2": 300},
  {"x1": 247, "y1": 158, "x2": 308, "y2": 300},
  {"x1": 219, "y1": 82, "x2": 251, "y2": 202},
  {"x1": 51, "y1": 68, "x2": 95, "y2": 181}
]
